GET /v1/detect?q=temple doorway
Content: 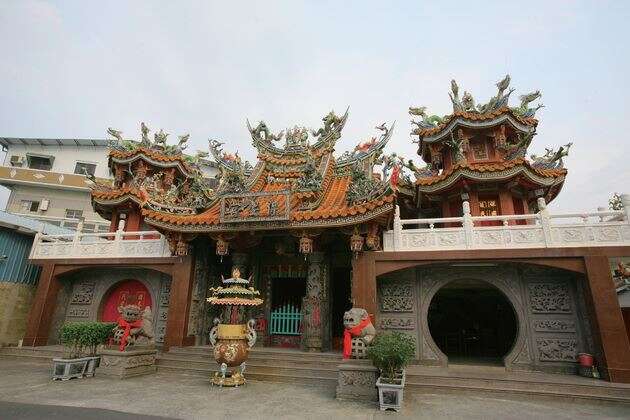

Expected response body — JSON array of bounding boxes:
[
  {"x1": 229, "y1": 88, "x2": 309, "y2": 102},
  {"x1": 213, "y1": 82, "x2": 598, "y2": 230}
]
[
  {"x1": 428, "y1": 279, "x2": 517, "y2": 365},
  {"x1": 99, "y1": 279, "x2": 152, "y2": 322},
  {"x1": 269, "y1": 277, "x2": 306, "y2": 347},
  {"x1": 331, "y1": 267, "x2": 352, "y2": 351}
]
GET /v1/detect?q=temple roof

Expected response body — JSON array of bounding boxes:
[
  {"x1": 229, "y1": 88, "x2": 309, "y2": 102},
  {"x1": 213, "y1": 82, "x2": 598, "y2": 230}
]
[
  {"x1": 93, "y1": 114, "x2": 398, "y2": 233},
  {"x1": 415, "y1": 158, "x2": 566, "y2": 197}
]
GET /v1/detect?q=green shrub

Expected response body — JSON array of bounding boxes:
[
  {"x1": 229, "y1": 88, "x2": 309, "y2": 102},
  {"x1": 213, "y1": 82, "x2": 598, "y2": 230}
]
[
  {"x1": 367, "y1": 332, "x2": 416, "y2": 382},
  {"x1": 59, "y1": 322, "x2": 116, "y2": 358}
]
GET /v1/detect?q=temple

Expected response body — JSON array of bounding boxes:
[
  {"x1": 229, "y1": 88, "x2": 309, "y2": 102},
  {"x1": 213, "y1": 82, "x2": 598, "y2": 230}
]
[{"x1": 21, "y1": 76, "x2": 630, "y2": 383}]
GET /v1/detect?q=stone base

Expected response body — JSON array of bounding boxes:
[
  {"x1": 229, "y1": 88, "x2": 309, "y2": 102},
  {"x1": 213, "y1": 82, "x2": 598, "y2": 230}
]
[
  {"x1": 335, "y1": 359, "x2": 378, "y2": 402},
  {"x1": 98, "y1": 348, "x2": 157, "y2": 379}
]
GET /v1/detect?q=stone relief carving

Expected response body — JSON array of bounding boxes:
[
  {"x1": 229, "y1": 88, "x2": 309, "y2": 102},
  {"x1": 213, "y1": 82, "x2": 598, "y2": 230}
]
[
  {"x1": 70, "y1": 282, "x2": 95, "y2": 305},
  {"x1": 159, "y1": 280, "x2": 171, "y2": 306},
  {"x1": 379, "y1": 280, "x2": 414, "y2": 312},
  {"x1": 534, "y1": 320, "x2": 576, "y2": 332},
  {"x1": 536, "y1": 338, "x2": 577, "y2": 362},
  {"x1": 529, "y1": 283, "x2": 571, "y2": 313},
  {"x1": 340, "y1": 371, "x2": 376, "y2": 386},
  {"x1": 67, "y1": 307, "x2": 90, "y2": 318},
  {"x1": 380, "y1": 317, "x2": 415, "y2": 330}
]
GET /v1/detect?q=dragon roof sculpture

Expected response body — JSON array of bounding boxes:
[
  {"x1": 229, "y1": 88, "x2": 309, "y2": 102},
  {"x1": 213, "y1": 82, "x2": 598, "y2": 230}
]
[{"x1": 92, "y1": 111, "x2": 398, "y2": 235}]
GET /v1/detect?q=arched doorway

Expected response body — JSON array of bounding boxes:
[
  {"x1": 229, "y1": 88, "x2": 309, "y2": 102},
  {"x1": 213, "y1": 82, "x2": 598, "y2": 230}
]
[
  {"x1": 100, "y1": 279, "x2": 153, "y2": 322},
  {"x1": 428, "y1": 279, "x2": 517, "y2": 365}
]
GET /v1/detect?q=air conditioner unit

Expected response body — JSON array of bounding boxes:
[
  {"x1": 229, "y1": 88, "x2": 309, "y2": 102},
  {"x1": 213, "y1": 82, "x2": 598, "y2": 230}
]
[
  {"x1": 9, "y1": 155, "x2": 24, "y2": 166},
  {"x1": 40, "y1": 199, "x2": 50, "y2": 211}
]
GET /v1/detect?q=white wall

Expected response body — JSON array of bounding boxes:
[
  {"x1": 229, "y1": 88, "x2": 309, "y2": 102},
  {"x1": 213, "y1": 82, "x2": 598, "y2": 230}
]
[{"x1": 3, "y1": 144, "x2": 110, "y2": 178}]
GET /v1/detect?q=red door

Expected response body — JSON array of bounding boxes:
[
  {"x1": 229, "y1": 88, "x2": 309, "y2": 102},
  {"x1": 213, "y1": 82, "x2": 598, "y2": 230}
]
[{"x1": 100, "y1": 280, "x2": 152, "y2": 322}]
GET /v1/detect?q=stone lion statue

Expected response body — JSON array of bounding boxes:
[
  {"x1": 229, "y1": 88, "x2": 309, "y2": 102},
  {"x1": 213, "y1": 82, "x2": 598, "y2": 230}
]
[
  {"x1": 113, "y1": 304, "x2": 155, "y2": 351},
  {"x1": 343, "y1": 308, "x2": 376, "y2": 359}
]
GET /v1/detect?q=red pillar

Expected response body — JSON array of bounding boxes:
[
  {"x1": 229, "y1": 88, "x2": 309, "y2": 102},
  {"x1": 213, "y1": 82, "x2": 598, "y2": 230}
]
[
  {"x1": 584, "y1": 256, "x2": 630, "y2": 383},
  {"x1": 23, "y1": 263, "x2": 60, "y2": 346},
  {"x1": 499, "y1": 190, "x2": 516, "y2": 224},
  {"x1": 351, "y1": 252, "x2": 377, "y2": 324},
  {"x1": 164, "y1": 255, "x2": 196, "y2": 351}
]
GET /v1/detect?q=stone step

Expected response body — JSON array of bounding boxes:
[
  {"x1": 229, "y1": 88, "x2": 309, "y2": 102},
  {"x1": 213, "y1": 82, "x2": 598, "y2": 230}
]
[
  {"x1": 158, "y1": 353, "x2": 342, "y2": 369},
  {"x1": 0, "y1": 347, "x2": 64, "y2": 359},
  {"x1": 156, "y1": 357, "x2": 338, "y2": 379},
  {"x1": 167, "y1": 347, "x2": 341, "y2": 363},
  {"x1": 404, "y1": 374, "x2": 630, "y2": 404},
  {"x1": 155, "y1": 364, "x2": 336, "y2": 387}
]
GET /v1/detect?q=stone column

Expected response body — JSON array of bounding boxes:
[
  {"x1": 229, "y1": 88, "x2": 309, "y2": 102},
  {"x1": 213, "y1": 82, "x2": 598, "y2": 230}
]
[
  {"x1": 584, "y1": 256, "x2": 630, "y2": 383},
  {"x1": 164, "y1": 255, "x2": 196, "y2": 351},
  {"x1": 23, "y1": 263, "x2": 59, "y2": 346},
  {"x1": 302, "y1": 252, "x2": 328, "y2": 352}
]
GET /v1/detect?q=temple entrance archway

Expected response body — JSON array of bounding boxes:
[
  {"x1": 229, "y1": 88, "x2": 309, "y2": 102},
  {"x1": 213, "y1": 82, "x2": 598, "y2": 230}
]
[
  {"x1": 427, "y1": 279, "x2": 517, "y2": 365},
  {"x1": 99, "y1": 279, "x2": 153, "y2": 323}
]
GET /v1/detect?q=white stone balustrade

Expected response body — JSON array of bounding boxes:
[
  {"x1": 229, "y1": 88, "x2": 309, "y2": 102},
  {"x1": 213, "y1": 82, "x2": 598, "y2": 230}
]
[
  {"x1": 29, "y1": 221, "x2": 171, "y2": 260},
  {"x1": 383, "y1": 194, "x2": 630, "y2": 252}
]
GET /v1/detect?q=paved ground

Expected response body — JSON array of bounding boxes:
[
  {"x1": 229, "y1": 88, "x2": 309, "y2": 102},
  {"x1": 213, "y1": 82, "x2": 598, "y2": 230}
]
[{"x1": 0, "y1": 359, "x2": 629, "y2": 419}]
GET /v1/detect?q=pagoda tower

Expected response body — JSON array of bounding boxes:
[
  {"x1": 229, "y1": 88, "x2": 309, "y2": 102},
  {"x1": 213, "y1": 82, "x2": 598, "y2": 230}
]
[{"x1": 406, "y1": 75, "x2": 570, "y2": 223}]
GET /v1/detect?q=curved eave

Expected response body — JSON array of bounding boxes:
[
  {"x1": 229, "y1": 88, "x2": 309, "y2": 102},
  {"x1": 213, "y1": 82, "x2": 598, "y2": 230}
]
[
  {"x1": 336, "y1": 121, "x2": 395, "y2": 169},
  {"x1": 416, "y1": 110, "x2": 537, "y2": 145},
  {"x1": 141, "y1": 199, "x2": 395, "y2": 233},
  {"x1": 110, "y1": 151, "x2": 195, "y2": 178},
  {"x1": 416, "y1": 164, "x2": 566, "y2": 194}
]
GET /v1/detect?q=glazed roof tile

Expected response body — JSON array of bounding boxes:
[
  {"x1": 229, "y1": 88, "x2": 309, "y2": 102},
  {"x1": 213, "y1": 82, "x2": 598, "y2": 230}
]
[
  {"x1": 415, "y1": 158, "x2": 566, "y2": 186},
  {"x1": 413, "y1": 107, "x2": 537, "y2": 138}
]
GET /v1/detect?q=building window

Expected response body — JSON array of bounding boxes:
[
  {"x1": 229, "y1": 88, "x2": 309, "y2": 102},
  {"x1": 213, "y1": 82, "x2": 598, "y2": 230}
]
[
  {"x1": 74, "y1": 162, "x2": 97, "y2": 176},
  {"x1": 20, "y1": 200, "x2": 39, "y2": 212},
  {"x1": 26, "y1": 155, "x2": 53, "y2": 170},
  {"x1": 479, "y1": 197, "x2": 499, "y2": 216},
  {"x1": 471, "y1": 141, "x2": 489, "y2": 161},
  {"x1": 65, "y1": 209, "x2": 84, "y2": 220}
]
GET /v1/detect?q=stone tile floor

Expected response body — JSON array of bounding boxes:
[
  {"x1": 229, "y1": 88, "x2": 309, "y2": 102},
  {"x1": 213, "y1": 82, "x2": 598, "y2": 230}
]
[{"x1": 0, "y1": 359, "x2": 629, "y2": 419}]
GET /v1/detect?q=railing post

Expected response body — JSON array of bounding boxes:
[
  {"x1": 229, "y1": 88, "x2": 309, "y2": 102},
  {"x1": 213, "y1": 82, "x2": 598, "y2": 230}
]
[
  {"x1": 621, "y1": 193, "x2": 630, "y2": 222},
  {"x1": 538, "y1": 197, "x2": 552, "y2": 246},
  {"x1": 29, "y1": 225, "x2": 44, "y2": 259},
  {"x1": 393, "y1": 205, "x2": 402, "y2": 251},
  {"x1": 462, "y1": 201, "x2": 474, "y2": 248},
  {"x1": 115, "y1": 220, "x2": 125, "y2": 257},
  {"x1": 71, "y1": 221, "x2": 84, "y2": 255}
]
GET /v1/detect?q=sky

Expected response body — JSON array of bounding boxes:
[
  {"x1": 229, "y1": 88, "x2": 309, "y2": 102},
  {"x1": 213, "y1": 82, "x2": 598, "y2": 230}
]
[{"x1": 0, "y1": 0, "x2": 629, "y2": 212}]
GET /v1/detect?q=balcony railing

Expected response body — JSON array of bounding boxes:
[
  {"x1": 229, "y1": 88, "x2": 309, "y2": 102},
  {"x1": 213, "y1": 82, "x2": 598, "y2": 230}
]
[
  {"x1": 383, "y1": 195, "x2": 630, "y2": 252},
  {"x1": 29, "y1": 221, "x2": 171, "y2": 260}
]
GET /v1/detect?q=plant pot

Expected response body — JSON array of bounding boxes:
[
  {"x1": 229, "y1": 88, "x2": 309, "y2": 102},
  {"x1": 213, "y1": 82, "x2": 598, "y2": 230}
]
[
  {"x1": 83, "y1": 356, "x2": 101, "y2": 377},
  {"x1": 375, "y1": 370, "x2": 406, "y2": 412},
  {"x1": 52, "y1": 357, "x2": 89, "y2": 381},
  {"x1": 578, "y1": 353, "x2": 593, "y2": 367}
]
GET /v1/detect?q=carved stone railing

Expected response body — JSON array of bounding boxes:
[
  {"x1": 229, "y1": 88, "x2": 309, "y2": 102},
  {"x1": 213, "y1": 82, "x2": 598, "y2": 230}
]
[
  {"x1": 29, "y1": 221, "x2": 171, "y2": 260},
  {"x1": 383, "y1": 194, "x2": 630, "y2": 252}
]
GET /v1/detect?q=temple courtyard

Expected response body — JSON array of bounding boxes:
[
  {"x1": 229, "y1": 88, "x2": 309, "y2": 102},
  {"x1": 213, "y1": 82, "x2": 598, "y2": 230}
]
[{"x1": 0, "y1": 359, "x2": 627, "y2": 419}]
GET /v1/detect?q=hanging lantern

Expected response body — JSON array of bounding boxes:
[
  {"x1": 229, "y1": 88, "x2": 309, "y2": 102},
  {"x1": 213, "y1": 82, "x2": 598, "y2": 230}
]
[
  {"x1": 176, "y1": 240, "x2": 188, "y2": 256},
  {"x1": 216, "y1": 236, "x2": 229, "y2": 262},
  {"x1": 299, "y1": 235, "x2": 313, "y2": 259},
  {"x1": 366, "y1": 233, "x2": 380, "y2": 251},
  {"x1": 350, "y1": 230, "x2": 364, "y2": 255}
]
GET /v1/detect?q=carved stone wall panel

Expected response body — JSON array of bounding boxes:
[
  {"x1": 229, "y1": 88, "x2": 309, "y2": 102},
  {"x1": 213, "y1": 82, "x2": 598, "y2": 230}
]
[
  {"x1": 379, "y1": 317, "x2": 415, "y2": 330},
  {"x1": 534, "y1": 320, "x2": 576, "y2": 332},
  {"x1": 379, "y1": 279, "x2": 414, "y2": 313},
  {"x1": 536, "y1": 338, "x2": 578, "y2": 362},
  {"x1": 528, "y1": 283, "x2": 572, "y2": 313},
  {"x1": 70, "y1": 282, "x2": 95, "y2": 305},
  {"x1": 67, "y1": 307, "x2": 90, "y2": 318}
]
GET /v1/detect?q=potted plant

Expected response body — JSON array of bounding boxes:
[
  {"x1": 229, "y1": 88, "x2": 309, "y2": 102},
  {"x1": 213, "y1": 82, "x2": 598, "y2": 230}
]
[
  {"x1": 81, "y1": 322, "x2": 115, "y2": 377},
  {"x1": 53, "y1": 322, "x2": 115, "y2": 380},
  {"x1": 367, "y1": 332, "x2": 416, "y2": 412}
]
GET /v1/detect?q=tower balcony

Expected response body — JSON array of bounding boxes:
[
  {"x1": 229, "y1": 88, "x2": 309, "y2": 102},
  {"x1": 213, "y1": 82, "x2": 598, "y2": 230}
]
[
  {"x1": 383, "y1": 194, "x2": 630, "y2": 252},
  {"x1": 29, "y1": 221, "x2": 171, "y2": 261}
]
